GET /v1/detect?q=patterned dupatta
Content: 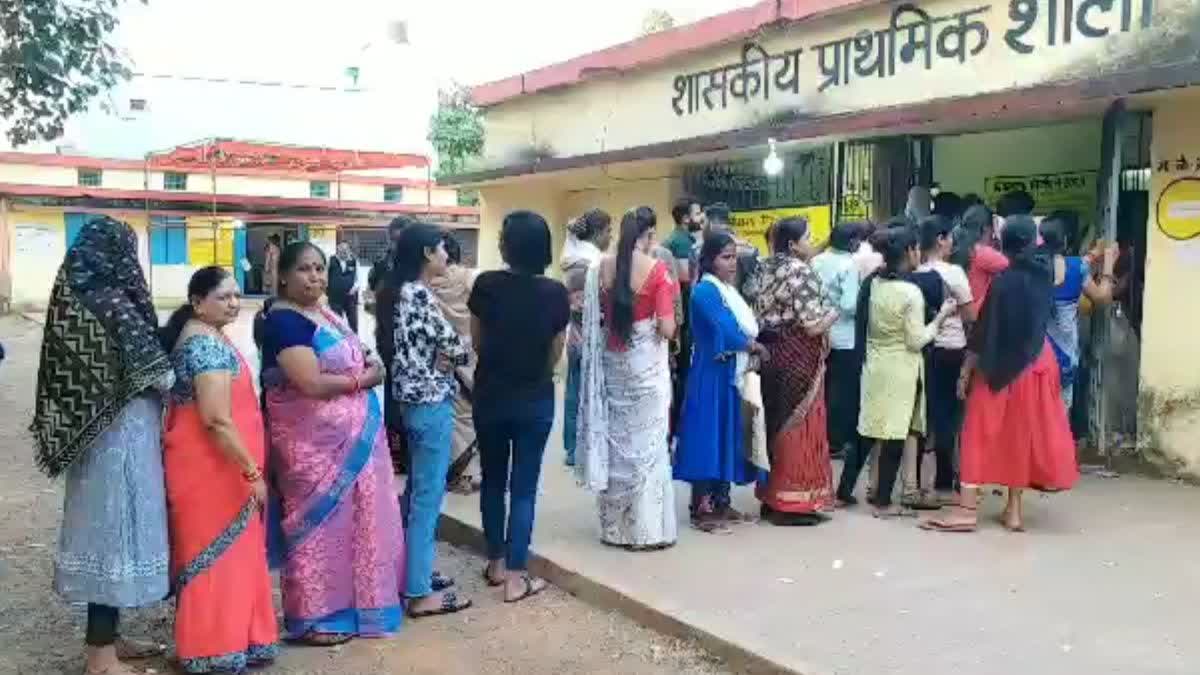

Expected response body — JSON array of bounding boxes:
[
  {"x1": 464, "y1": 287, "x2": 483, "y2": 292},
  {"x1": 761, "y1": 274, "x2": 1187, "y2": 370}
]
[
  {"x1": 753, "y1": 255, "x2": 833, "y2": 439},
  {"x1": 30, "y1": 216, "x2": 172, "y2": 477}
]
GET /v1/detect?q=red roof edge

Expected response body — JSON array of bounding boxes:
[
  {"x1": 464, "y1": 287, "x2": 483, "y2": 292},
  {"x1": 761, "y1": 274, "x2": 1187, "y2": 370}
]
[{"x1": 470, "y1": 0, "x2": 879, "y2": 107}]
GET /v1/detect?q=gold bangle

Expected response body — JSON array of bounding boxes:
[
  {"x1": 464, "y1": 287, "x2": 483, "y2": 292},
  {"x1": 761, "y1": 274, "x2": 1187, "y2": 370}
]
[{"x1": 242, "y1": 468, "x2": 262, "y2": 483}]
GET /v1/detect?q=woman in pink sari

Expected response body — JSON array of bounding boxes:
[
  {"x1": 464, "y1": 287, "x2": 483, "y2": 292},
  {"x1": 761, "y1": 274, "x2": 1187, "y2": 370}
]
[{"x1": 261, "y1": 242, "x2": 405, "y2": 644}]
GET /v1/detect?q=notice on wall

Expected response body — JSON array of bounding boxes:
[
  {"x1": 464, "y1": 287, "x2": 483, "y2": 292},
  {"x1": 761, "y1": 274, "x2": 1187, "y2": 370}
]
[
  {"x1": 13, "y1": 224, "x2": 61, "y2": 256},
  {"x1": 731, "y1": 205, "x2": 833, "y2": 255},
  {"x1": 984, "y1": 170, "x2": 1098, "y2": 221}
]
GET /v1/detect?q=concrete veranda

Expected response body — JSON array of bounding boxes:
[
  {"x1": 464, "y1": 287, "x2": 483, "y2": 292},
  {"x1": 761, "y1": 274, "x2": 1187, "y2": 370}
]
[{"x1": 270, "y1": 306, "x2": 1198, "y2": 674}]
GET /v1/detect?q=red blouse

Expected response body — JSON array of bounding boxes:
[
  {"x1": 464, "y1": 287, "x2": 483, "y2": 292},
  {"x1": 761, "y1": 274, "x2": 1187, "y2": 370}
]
[{"x1": 602, "y1": 261, "x2": 678, "y2": 351}]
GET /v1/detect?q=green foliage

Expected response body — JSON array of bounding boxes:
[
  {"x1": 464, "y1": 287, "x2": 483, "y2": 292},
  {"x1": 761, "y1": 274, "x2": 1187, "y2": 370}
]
[
  {"x1": 640, "y1": 9, "x2": 675, "y2": 36},
  {"x1": 0, "y1": 0, "x2": 141, "y2": 147},
  {"x1": 427, "y1": 86, "x2": 484, "y2": 181}
]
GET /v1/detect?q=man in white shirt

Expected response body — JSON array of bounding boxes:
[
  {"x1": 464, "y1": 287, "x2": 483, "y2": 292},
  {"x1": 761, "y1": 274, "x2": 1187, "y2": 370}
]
[{"x1": 811, "y1": 223, "x2": 865, "y2": 459}]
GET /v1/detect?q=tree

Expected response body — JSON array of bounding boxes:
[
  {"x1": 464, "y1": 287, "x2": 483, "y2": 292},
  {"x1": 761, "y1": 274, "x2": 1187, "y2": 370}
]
[
  {"x1": 427, "y1": 84, "x2": 484, "y2": 200},
  {"x1": 640, "y1": 9, "x2": 676, "y2": 36},
  {"x1": 0, "y1": 0, "x2": 141, "y2": 147}
]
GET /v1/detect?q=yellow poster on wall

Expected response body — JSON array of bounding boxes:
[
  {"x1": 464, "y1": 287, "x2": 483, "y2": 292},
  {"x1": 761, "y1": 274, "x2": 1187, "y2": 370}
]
[
  {"x1": 188, "y1": 224, "x2": 236, "y2": 267},
  {"x1": 731, "y1": 205, "x2": 833, "y2": 255},
  {"x1": 984, "y1": 171, "x2": 1098, "y2": 224}
]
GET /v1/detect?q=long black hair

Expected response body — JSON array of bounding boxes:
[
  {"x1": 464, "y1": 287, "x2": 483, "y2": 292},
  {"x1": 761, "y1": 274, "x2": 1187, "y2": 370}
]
[
  {"x1": 159, "y1": 265, "x2": 231, "y2": 350},
  {"x1": 611, "y1": 206, "x2": 657, "y2": 344},
  {"x1": 393, "y1": 222, "x2": 445, "y2": 284},
  {"x1": 950, "y1": 204, "x2": 993, "y2": 273},
  {"x1": 878, "y1": 226, "x2": 917, "y2": 279},
  {"x1": 500, "y1": 210, "x2": 553, "y2": 275}
]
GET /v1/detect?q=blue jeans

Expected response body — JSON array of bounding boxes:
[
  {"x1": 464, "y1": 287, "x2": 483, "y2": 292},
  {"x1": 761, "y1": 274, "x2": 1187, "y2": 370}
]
[
  {"x1": 400, "y1": 397, "x2": 454, "y2": 598},
  {"x1": 563, "y1": 348, "x2": 582, "y2": 466},
  {"x1": 476, "y1": 395, "x2": 554, "y2": 572}
]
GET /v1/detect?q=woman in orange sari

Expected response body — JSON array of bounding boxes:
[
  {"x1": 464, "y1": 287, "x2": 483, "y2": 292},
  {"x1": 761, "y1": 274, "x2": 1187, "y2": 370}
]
[{"x1": 161, "y1": 266, "x2": 278, "y2": 673}]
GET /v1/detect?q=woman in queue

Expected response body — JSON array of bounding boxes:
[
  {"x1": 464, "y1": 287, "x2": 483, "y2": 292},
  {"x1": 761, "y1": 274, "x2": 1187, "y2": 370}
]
[
  {"x1": 923, "y1": 216, "x2": 1079, "y2": 533},
  {"x1": 392, "y1": 224, "x2": 473, "y2": 617},
  {"x1": 836, "y1": 228, "x2": 954, "y2": 517},
  {"x1": 675, "y1": 232, "x2": 768, "y2": 533},
  {"x1": 32, "y1": 216, "x2": 174, "y2": 675},
  {"x1": 469, "y1": 211, "x2": 570, "y2": 601},
  {"x1": 576, "y1": 206, "x2": 678, "y2": 550},
  {"x1": 161, "y1": 266, "x2": 278, "y2": 672},
  {"x1": 751, "y1": 217, "x2": 839, "y2": 526},
  {"x1": 261, "y1": 241, "x2": 405, "y2": 642}
]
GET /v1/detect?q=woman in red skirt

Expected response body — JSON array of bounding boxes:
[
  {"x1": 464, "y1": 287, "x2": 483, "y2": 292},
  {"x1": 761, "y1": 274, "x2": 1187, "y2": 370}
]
[{"x1": 922, "y1": 215, "x2": 1077, "y2": 533}]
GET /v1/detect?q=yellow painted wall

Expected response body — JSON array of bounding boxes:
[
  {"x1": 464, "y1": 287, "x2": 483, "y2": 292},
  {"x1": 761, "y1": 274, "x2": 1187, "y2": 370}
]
[
  {"x1": 933, "y1": 120, "x2": 1103, "y2": 200},
  {"x1": 1139, "y1": 92, "x2": 1200, "y2": 475},
  {"x1": 476, "y1": 182, "x2": 567, "y2": 272}
]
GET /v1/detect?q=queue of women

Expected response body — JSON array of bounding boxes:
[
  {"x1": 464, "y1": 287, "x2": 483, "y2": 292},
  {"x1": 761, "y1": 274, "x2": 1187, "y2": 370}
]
[{"x1": 32, "y1": 192, "x2": 1115, "y2": 672}]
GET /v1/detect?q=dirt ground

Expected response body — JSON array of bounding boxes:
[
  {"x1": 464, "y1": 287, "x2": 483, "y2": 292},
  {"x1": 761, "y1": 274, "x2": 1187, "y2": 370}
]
[{"x1": 0, "y1": 315, "x2": 728, "y2": 675}]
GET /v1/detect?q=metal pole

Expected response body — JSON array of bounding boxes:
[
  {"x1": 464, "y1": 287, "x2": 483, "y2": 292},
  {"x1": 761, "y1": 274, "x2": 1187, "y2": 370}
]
[
  {"x1": 144, "y1": 154, "x2": 153, "y2": 299},
  {"x1": 1094, "y1": 99, "x2": 1125, "y2": 478}
]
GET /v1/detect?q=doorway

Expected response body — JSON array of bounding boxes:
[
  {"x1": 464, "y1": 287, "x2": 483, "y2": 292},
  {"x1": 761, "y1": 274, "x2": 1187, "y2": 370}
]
[{"x1": 244, "y1": 224, "x2": 303, "y2": 295}]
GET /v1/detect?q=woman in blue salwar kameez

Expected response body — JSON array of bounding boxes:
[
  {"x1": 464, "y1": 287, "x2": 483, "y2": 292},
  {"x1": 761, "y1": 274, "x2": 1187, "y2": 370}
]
[{"x1": 674, "y1": 232, "x2": 767, "y2": 533}]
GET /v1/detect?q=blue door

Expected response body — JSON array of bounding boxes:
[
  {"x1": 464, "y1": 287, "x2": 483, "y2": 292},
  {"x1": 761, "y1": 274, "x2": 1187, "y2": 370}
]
[
  {"x1": 65, "y1": 213, "x2": 88, "y2": 248},
  {"x1": 233, "y1": 227, "x2": 247, "y2": 289}
]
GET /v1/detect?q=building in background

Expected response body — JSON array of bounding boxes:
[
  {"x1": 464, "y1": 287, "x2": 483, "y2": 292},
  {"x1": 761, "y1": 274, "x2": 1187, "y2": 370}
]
[
  {"x1": 444, "y1": 0, "x2": 1200, "y2": 478},
  {"x1": 0, "y1": 139, "x2": 478, "y2": 306}
]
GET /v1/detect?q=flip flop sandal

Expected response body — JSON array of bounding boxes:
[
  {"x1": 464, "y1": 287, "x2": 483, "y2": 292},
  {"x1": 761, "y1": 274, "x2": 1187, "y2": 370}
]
[
  {"x1": 431, "y1": 571, "x2": 455, "y2": 592},
  {"x1": 407, "y1": 591, "x2": 473, "y2": 619},
  {"x1": 291, "y1": 631, "x2": 354, "y2": 647},
  {"x1": 919, "y1": 506, "x2": 979, "y2": 532},
  {"x1": 504, "y1": 576, "x2": 548, "y2": 604},
  {"x1": 114, "y1": 637, "x2": 167, "y2": 660},
  {"x1": 872, "y1": 507, "x2": 916, "y2": 520},
  {"x1": 690, "y1": 516, "x2": 733, "y2": 535}
]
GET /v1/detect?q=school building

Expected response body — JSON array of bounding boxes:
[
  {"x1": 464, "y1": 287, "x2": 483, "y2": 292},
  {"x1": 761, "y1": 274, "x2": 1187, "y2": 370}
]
[
  {"x1": 446, "y1": 0, "x2": 1200, "y2": 474},
  {"x1": 0, "y1": 139, "x2": 479, "y2": 307}
]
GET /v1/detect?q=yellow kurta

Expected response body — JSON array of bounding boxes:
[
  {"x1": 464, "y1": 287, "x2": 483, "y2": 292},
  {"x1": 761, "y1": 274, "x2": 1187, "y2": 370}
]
[{"x1": 857, "y1": 278, "x2": 938, "y2": 440}]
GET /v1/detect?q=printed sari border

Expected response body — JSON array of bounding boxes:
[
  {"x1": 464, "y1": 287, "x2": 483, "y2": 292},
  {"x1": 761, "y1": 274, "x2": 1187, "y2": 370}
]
[
  {"x1": 281, "y1": 389, "x2": 383, "y2": 553},
  {"x1": 172, "y1": 498, "x2": 256, "y2": 594}
]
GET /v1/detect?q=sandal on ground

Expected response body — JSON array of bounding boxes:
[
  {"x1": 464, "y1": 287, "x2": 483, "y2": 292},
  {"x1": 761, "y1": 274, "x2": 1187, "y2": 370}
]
[
  {"x1": 408, "y1": 590, "x2": 472, "y2": 619},
  {"x1": 481, "y1": 565, "x2": 504, "y2": 587},
  {"x1": 872, "y1": 505, "x2": 916, "y2": 520},
  {"x1": 504, "y1": 575, "x2": 548, "y2": 604},
  {"x1": 901, "y1": 491, "x2": 943, "y2": 511},
  {"x1": 919, "y1": 505, "x2": 978, "y2": 532},
  {"x1": 716, "y1": 506, "x2": 756, "y2": 524},
  {"x1": 431, "y1": 571, "x2": 456, "y2": 592},
  {"x1": 625, "y1": 541, "x2": 676, "y2": 552},
  {"x1": 690, "y1": 513, "x2": 732, "y2": 535},
  {"x1": 114, "y1": 637, "x2": 166, "y2": 660},
  {"x1": 290, "y1": 631, "x2": 354, "y2": 647},
  {"x1": 834, "y1": 495, "x2": 859, "y2": 509}
]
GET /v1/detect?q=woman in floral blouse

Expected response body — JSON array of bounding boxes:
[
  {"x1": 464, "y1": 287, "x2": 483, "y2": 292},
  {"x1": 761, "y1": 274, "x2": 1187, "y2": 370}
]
[
  {"x1": 749, "y1": 218, "x2": 839, "y2": 526},
  {"x1": 392, "y1": 223, "x2": 473, "y2": 618}
]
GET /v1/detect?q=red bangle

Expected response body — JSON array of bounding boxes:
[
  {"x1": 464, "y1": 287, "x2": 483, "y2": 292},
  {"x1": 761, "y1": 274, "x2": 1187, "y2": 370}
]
[{"x1": 350, "y1": 374, "x2": 361, "y2": 392}]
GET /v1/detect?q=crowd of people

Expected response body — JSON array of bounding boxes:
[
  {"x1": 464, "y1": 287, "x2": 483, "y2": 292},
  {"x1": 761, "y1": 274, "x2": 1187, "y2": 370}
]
[{"x1": 29, "y1": 186, "x2": 1122, "y2": 672}]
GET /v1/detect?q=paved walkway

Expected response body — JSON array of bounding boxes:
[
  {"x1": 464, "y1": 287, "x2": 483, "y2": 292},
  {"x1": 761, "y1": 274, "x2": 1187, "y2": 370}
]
[{"x1": 252, "y1": 307, "x2": 1199, "y2": 675}]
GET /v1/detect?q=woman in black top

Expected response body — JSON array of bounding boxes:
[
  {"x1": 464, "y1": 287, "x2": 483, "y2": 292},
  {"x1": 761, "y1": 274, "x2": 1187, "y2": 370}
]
[{"x1": 468, "y1": 210, "x2": 570, "y2": 604}]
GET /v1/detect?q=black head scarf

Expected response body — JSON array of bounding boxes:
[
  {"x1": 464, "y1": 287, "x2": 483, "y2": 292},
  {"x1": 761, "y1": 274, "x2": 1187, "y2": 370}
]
[
  {"x1": 30, "y1": 216, "x2": 172, "y2": 477},
  {"x1": 968, "y1": 216, "x2": 1054, "y2": 391}
]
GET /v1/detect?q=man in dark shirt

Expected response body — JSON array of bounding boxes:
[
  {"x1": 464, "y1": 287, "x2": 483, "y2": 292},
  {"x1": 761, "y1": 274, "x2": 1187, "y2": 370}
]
[
  {"x1": 328, "y1": 242, "x2": 360, "y2": 334},
  {"x1": 695, "y1": 202, "x2": 760, "y2": 300}
]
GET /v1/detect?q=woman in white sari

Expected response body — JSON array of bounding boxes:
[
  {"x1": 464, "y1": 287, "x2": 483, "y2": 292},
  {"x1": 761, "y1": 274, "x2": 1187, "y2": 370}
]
[{"x1": 577, "y1": 207, "x2": 679, "y2": 551}]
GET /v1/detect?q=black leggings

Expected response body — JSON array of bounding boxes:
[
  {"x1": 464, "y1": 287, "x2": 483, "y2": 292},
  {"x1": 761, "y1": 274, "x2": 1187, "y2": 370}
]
[
  {"x1": 836, "y1": 437, "x2": 905, "y2": 507},
  {"x1": 86, "y1": 604, "x2": 120, "y2": 647}
]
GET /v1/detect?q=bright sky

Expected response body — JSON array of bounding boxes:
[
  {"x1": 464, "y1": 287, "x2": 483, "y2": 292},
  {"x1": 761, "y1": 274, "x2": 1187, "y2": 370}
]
[{"x1": 38, "y1": 0, "x2": 754, "y2": 159}]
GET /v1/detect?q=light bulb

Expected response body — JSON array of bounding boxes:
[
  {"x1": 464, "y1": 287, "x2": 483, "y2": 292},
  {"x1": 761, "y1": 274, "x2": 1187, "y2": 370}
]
[{"x1": 763, "y1": 138, "x2": 783, "y2": 177}]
